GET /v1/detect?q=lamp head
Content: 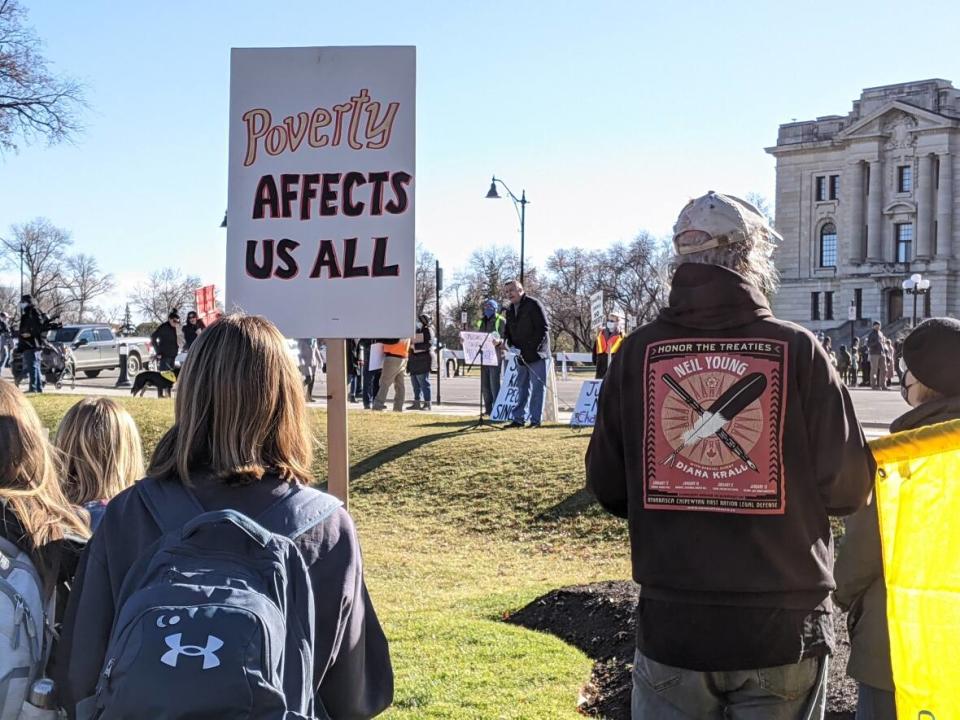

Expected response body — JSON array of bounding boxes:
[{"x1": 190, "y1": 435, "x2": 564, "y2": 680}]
[
  {"x1": 902, "y1": 278, "x2": 913, "y2": 290},
  {"x1": 910, "y1": 273, "x2": 922, "y2": 284},
  {"x1": 485, "y1": 178, "x2": 501, "y2": 200}
]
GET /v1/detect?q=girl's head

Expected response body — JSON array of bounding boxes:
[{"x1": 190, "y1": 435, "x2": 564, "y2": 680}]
[
  {"x1": 149, "y1": 313, "x2": 313, "y2": 485},
  {"x1": 0, "y1": 383, "x2": 90, "y2": 574},
  {"x1": 56, "y1": 398, "x2": 144, "y2": 506}
]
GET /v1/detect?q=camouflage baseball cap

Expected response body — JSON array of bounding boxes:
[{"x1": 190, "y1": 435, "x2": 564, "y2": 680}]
[{"x1": 672, "y1": 191, "x2": 782, "y2": 255}]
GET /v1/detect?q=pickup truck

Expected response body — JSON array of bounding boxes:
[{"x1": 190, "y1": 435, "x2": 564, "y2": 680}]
[{"x1": 46, "y1": 324, "x2": 154, "y2": 378}]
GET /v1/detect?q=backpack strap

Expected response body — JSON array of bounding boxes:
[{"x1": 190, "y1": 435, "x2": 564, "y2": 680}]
[
  {"x1": 137, "y1": 476, "x2": 206, "y2": 533},
  {"x1": 255, "y1": 484, "x2": 343, "y2": 540}
]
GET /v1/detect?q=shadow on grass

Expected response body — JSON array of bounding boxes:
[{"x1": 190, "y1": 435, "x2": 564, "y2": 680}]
[
  {"x1": 538, "y1": 488, "x2": 597, "y2": 521},
  {"x1": 350, "y1": 429, "x2": 466, "y2": 479}
]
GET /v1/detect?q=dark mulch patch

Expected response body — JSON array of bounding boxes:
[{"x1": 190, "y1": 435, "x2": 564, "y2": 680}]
[{"x1": 505, "y1": 581, "x2": 858, "y2": 719}]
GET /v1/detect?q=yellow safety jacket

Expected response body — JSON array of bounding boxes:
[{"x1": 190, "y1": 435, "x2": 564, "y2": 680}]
[{"x1": 872, "y1": 418, "x2": 960, "y2": 718}]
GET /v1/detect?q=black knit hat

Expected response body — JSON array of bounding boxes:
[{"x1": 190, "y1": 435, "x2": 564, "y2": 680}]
[{"x1": 902, "y1": 317, "x2": 960, "y2": 397}]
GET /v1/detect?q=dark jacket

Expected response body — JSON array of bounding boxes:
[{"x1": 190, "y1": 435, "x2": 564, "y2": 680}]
[
  {"x1": 16, "y1": 305, "x2": 52, "y2": 351},
  {"x1": 503, "y1": 294, "x2": 550, "y2": 363},
  {"x1": 181, "y1": 319, "x2": 205, "y2": 349},
  {"x1": 407, "y1": 326, "x2": 432, "y2": 375},
  {"x1": 55, "y1": 474, "x2": 394, "y2": 719},
  {"x1": 150, "y1": 321, "x2": 179, "y2": 358},
  {"x1": 0, "y1": 317, "x2": 9, "y2": 336},
  {"x1": 867, "y1": 328, "x2": 885, "y2": 355},
  {"x1": 586, "y1": 264, "x2": 875, "y2": 670},
  {"x1": 834, "y1": 394, "x2": 960, "y2": 691}
]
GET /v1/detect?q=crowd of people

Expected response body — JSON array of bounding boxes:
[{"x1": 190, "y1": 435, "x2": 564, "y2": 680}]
[
  {"x1": 2, "y1": 193, "x2": 957, "y2": 719},
  {"x1": 0, "y1": 315, "x2": 393, "y2": 719}
]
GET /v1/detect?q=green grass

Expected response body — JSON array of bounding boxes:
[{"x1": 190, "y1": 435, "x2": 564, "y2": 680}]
[{"x1": 31, "y1": 395, "x2": 632, "y2": 719}]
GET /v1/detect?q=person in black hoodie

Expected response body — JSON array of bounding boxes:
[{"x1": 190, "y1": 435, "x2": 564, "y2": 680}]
[
  {"x1": 17, "y1": 294, "x2": 56, "y2": 393},
  {"x1": 587, "y1": 191, "x2": 875, "y2": 718},
  {"x1": 150, "y1": 309, "x2": 181, "y2": 371},
  {"x1": 56, "y1": 314, "x2": 393, "y2": 719},
  {"x1": 406, "y1": 314, "x2": 433, "y2": 410},
  {"x1": 834, "y1": 317, "x2": 960, "y2": 719},
  {"x1": 181, "y1": 310, "x2": 205, "y2": 350}
]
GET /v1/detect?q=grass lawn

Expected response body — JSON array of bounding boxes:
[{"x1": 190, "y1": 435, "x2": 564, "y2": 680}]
[{"x1": 30, "y1": 395, "x2": 632, "y2": 719}]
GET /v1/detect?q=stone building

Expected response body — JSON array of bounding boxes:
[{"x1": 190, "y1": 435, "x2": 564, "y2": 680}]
[{"x1": 767, "y1": 79, "x2": 960, "y2": 334}]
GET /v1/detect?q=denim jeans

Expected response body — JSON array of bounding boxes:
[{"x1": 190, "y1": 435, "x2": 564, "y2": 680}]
[
  {"x1": 631, "y1": 650, "x2": 828, "y2": 720},
  {"x1": 24, "y1": 348, "x2": 43, "y2": 393},
  {"x1": 480, "y1": 364, "x2": 501, "y2": 415},
  {"x1": 510, "y1": 357, "x2": 546, "y2": 425},
  {"x1": 856, "y1": 683, "x2": 896, "y2": 719},
  {"x1": 410, "y1": 373, "x2": 431, "y2": 403},
  {"x1": 362, "y1": 368, "x2": 381, "y2": 408}
]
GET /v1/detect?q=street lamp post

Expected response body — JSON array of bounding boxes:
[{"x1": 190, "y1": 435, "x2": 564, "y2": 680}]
[
  {"x1": 902, "y1": 273, "x2": 932, "y2": 328},
  {"x1": 19, "y1": 244, "x2": 24, "y2": 298},
  {"x1": 485, "y1": 176, "x2": 528, "y2": 285}
]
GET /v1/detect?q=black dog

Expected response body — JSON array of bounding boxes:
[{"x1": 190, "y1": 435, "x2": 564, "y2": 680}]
[{"x1": 131, "y1": 370, "x2": 176, "y2": 398}]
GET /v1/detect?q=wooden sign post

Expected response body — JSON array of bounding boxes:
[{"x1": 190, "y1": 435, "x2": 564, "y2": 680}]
[{"x1": 326, "y1": 338, "x2": 349, "y2": 507}]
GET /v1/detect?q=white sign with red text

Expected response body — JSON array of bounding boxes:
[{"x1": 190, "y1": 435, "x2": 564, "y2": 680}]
[{"x1": 226, "y1": 46, "x2": 416, "y2": 338}]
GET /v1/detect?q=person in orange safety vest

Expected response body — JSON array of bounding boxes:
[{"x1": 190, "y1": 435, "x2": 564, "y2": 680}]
[{"x1": 592, "y1": 314, "x2": 624, "y2": 379}]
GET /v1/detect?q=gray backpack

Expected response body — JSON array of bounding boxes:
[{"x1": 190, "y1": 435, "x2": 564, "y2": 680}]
[
  {"x1": 77, "y1": 478, "x2": 342, "y2": 720},
  {"x1": 0, "y1": 537, "x2": 49, "y2": 720}
]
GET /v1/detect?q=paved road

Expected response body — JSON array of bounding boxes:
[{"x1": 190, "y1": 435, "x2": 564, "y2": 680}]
[{"x1": 7, "y1": 365, "x2": 907, "y2": 433}]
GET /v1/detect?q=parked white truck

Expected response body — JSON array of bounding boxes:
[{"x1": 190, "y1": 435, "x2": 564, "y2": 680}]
[{"x1": 46, "y1": 324, "x2": 154, "y2": 378}]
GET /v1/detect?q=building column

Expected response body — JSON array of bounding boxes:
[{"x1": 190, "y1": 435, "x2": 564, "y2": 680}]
[
  {"x1": 916, "y1": 154, "x2": 934, "y2": 259},
  {"x1": 937, "y1": 152, "x2": 954, "y2": 259},
  {"x1": 866, "y1": 159, "x2": 884, "y2": 262},
  {"x1": 847, "y1": 160, "x2": 865, "y2": 263}
]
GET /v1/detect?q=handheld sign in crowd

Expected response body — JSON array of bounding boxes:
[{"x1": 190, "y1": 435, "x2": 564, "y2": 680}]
[
  {"x1": 460, "y1": 331, "x2": 499, "y2": 367},
  {"x1": 590, "y1": 290, "x2": 604, "y2": 330},
  {"x1": 570, "y1": 380, "x2": 602, "y2": 427},
  {"x1": 226, "y1": 46, "x2": 416, "y2": 339},
  {"x1": 226, "y1": 46, "x2": 416, "y2": 505}
]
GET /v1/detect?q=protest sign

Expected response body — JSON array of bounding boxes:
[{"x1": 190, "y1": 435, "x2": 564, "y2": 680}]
[
  {"x1": 194, "y1": 284, "x2": 220, "y2": 325},
  {"x1": 368, "y1": 342, "x2": 385, "y2": 371},
  {"x1": 570, "y1": 380, "x2": 602, "y2": 427},
  {"x1": 226, "y1": 46, "x2": 416, "y2": 339},
  {"x1": 460, "y1": 331, "x2": 499, "y2": 367},
  {"x1": 590, "y1": 290, "x2": 604, "y2": 329},
  {"x1": 491, "y1": 354, "x2": 556, "y2": 423}
]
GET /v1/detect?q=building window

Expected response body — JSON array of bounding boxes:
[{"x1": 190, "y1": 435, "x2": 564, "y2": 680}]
[
  {"x1": 895, "y1": 223, "x2": 913, "y2": 262},
  {"x1": 865, "y1": 164, "x2": 870, "y2": 194},
  {"x1": 819, "y1": 223, "x2": 838, "y2": 267},
  {"x1": 811, "y1": 292, "x2": 821, "y2": 321},
  {"x1": 824, "y1": 291, "x2": 834, "y2": 320},
  {"x1": 829, "y1": 175, "x2": 839, "y2": 200},
  {"x1": 898, "y1": 165, "x2": 913, "y2": 193},
  {"x1": 815, "y1": 176, "x2": 827, "y2": 202},
  {"x1": 855, "y1": 288, "x2": 863, "y2": 320}
]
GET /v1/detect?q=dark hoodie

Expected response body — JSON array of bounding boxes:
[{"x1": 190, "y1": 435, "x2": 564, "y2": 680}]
[
  {"x1": 834, "y1": 395, "x2": 960, "y2": 691},
  {"x1": 55, "y1": 475, "x2": 393, "y2": 719},
  {"x1": 586, "y1": 264, "x2": 875, "y2": 671}
]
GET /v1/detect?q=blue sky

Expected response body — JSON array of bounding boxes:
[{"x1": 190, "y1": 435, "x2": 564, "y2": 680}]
[{"x1": 1, "y1": 0, "x2": 959, "y2": 313}]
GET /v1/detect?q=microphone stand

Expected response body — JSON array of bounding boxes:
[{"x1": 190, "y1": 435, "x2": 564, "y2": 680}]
[{"x1": 458, "y1": 330, "x2": 498, "y2": 433}]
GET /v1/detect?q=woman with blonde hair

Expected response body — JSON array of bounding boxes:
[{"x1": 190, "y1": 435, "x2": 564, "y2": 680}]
[
  {"x1": 0, "y1": 381, "x2": 90, "y2": 584},
  {"x1": 55, "y1": 397, "x2": 144, "y2": 531},
  {"x1": 57, "y1": 314, "x2": 393, "y2": 719}
]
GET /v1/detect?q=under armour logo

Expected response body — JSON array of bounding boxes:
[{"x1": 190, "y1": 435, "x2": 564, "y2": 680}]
[{"x1": 160, "y1": 633, "x2": 223, "y2": 670}]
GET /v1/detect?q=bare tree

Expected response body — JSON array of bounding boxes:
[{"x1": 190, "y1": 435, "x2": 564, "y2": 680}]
[
  {"x1": 129, "y1": 267, "x2": 201, "y2": 323},
  {"x1": 0, "y1": 0, "x2": 85, "y2": 151},
  {"x1": 414, "y1": 243, "x2": 436, "y2": 319},
  {"x1": 0, "y1": 283, "x2": 16, "y2": 317},
  {"x1": 597, "y1": 232, "x2": 670, "y2": 329},
  {"x1": 0, "y1": 217, "x2": 71, "y2": 309},
  {"x1": 542, "y1": 247, "x2": 602, "y2": 351},
  {"x1": 746, "y1": 192, "x2": 775, "y2": 228},
  {"x1": 63, "y1": 253, "x2": 114, "y2": 322}
]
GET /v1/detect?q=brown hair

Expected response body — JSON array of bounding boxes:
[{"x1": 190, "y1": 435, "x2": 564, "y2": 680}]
[
  {"x1": 56, "y1": 398, "x2": 144, "y2": 506},
  {"x1": 0, "y1": 383, "x2": 90, "y2": 578},
  {"x1": 148, "y1": 314, "x2": 314, "y2": 485}
]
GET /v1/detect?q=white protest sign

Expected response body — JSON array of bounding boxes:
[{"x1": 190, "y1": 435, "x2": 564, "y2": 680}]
[
  {"x1": 460, "y1": 331, "x2": 499, "y2": 367},
  {"x1": 491, "y1": 354, "x2": 554, "y2": 423},
  {"x1": 226, "y1": 46, "x2": 416, "y2": 338},
  {"x1": 570, "y1": 380, "x2": 602, "y2": 427},
  {"x1": 590, "y1": 290, "x2": 604, "y2": 329},
  {"x1": 848, "y1": 304, "x2": 857, "y2": 321},
  {"x1": 368, "y1": 342, "x2": 385, "y2": 372}
]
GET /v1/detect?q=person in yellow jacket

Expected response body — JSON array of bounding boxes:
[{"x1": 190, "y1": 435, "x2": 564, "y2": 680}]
[
  {"x1": 591, "y1": 313, "x2": 624, "y2": 379},
  {"x1": 834, "y1": 317, "x2": 960, "y2": 719},
  {"x1": 372, "y1": 337, "x2": 411, "y2": 412}
]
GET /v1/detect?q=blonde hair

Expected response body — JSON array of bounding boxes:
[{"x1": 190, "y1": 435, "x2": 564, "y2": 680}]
[
  {"x1": 671, "y1": 232, "x2": 780, "y2": 297},
  {"x1": 0, "y1": 383, "x2": 90, "y2": 580},
  {"x1": 56, "y1": 398, "x2": 144, "y2": 506},
  {"x1": 148, "y1": 314, "x2": 314, "y2": 485}
]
